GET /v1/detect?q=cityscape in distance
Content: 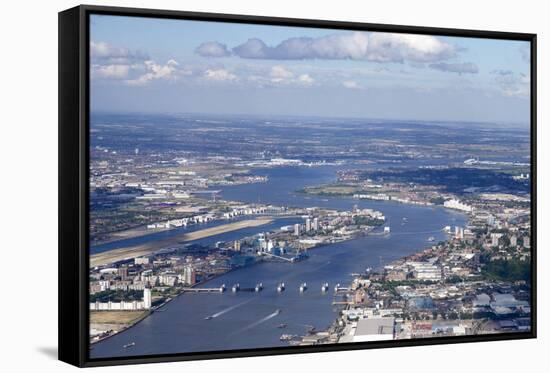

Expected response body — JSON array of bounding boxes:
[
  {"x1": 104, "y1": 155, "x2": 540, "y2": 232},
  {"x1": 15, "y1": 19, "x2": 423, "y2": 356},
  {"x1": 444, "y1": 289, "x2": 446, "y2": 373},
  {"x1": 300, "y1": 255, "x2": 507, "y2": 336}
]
[{"x1": 87, "y1": 14, "x2": 532, "y2": 358}]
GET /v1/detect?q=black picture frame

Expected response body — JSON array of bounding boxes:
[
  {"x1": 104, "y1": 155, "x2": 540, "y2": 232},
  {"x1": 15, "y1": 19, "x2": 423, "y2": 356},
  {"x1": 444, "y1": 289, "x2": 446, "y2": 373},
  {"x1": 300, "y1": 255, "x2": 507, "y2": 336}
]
[{"x1": 59, "y1": 4, "x2": 537, "y2": 367}]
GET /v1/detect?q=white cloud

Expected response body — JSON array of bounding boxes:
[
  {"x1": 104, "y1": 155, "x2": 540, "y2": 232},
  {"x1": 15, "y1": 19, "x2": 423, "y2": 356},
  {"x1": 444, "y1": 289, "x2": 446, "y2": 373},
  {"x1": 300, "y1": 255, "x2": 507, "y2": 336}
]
[
  {"x1": 240, "y1": 65, "x2": 316, "y2": 87},
  {"x1": 91, "y1": 64, "x2": 131, "y2": 79},
  {"x1": 342, "y1": 80, "x2": 361, "y2": 89},
  {"x1": 195, "y1": 41, "x2": 231, "y2": 57},
  {"x1": 270, "y1": 65, "x2": 294, "y2": 79},
  {"x1": 367, "y1": 33, "x2": 455, "y2": 63},
  {"x1": 228, "y1": 32, "x2": 455, "y2": 64},
  {"x1": 90, "y1": 41, "x2": 148, "y2": 64},
  {"x1": 91, "y1": 40, "x2": 165, "y2": 84},
  {"x1": 308, "y1": 32, "x2": 369, "y2": 59},
  {"x1": 126, "y1": 60, "x2": 179, "y2": 86},
  {"x1": 203, "y1": 68, "x2": 238, "y2": 82},
  {"x1": 298, "y1": 74, "x2": 314, "y2": 85},
  {"x1": 269, "y1": 65, "x2": 295, "y2": 83},
  {"x1": 492, "y1": 71, "x2": 530, "y2": 98},
  {"x1": 232, "y1": 33, "x2": 369, "y2": 60},
  {"x1": 429, "y1": 62, "x2": 479, "y2": 74}
]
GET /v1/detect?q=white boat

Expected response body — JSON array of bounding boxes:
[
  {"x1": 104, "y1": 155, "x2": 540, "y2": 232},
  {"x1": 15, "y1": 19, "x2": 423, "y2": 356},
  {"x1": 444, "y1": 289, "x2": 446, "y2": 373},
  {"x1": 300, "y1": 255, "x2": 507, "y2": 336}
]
[
  {"x1": 299, "y1": 282, "x2": 308, "y2": 292},
  {"x1": 321, "y1": 282, "x2": 329, "y2": 292},
  {"x1": 280, "y1": 334, "x2": 297, "y2": 341},
  {"x1": 277, "y1": 282, "x2": 285, "y2": 292}
]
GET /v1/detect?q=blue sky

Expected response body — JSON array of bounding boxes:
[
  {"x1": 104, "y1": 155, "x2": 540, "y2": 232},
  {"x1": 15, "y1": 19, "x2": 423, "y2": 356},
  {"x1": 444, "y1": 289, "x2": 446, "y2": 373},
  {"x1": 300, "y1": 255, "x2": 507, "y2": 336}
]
[{"x1": 90, "y1": 14, "x2": 531, "y2": 126}]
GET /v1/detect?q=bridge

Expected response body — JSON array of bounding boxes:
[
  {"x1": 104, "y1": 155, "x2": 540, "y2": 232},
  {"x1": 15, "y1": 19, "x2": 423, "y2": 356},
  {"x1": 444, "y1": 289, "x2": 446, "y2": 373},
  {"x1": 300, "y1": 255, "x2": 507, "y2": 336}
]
[
  {"x1": 182, "y1": 285, "x2": 226, "y2": 293},
  {"x1": 182, "y1": 282, "x2": 341, "y2": 294}
]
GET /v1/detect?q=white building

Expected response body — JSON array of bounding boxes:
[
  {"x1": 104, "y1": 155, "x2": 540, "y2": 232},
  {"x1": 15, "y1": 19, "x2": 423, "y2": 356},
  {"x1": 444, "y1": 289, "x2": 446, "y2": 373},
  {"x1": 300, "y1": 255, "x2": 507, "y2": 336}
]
[
  {"x1": 135, "y1": 256, "x2": 152, "y2": 265},
  {"x1": 444, "y1": 199, "x2": 473, "y2": 212},
  {"x1": 143, "y1": 287, "x2": 152, "y2": 309},
  {"x1": 90, "y1": 288, "x2": 152, "y2": 311},
  {"x1": 408, "y1": 262, "x2": 442, "y2": 281},
  {"x1": 313, "y1": 218, "x2": 319, "y2": 231},
  {"x1": 491, "y1": 233, "x2": 504, "y2": 247},
  {"x1": 353, "y1": 317, "x2": 395, "y2": 342}
]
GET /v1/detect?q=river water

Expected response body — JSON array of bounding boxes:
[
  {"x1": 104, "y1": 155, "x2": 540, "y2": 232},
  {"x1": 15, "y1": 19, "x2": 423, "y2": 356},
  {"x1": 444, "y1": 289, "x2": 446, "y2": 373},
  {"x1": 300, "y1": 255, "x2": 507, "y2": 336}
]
[{"x1": 90, "y1": 165, "x2": 466, "y2": 358}]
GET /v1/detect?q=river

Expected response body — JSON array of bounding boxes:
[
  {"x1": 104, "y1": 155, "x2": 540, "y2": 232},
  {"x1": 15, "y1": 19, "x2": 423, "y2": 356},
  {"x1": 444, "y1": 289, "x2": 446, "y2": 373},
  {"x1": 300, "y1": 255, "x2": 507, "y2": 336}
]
[{"x1": 90, "y1": 165, "x2": 466, "y2": 358}]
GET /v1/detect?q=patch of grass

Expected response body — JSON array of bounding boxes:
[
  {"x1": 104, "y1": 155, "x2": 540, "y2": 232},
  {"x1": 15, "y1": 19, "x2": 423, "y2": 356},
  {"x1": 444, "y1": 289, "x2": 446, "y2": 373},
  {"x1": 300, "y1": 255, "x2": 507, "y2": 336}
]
[{"x1": 90, "y1": 311, "x2": 148, "y2": 325}]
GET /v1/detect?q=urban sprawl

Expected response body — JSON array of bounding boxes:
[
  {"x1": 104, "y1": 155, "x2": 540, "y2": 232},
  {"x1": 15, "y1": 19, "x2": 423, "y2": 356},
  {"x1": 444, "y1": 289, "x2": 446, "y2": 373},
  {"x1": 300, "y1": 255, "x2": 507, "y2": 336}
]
[{"x1": 88, "y1": 116, "x2": 531, "y2": 348}]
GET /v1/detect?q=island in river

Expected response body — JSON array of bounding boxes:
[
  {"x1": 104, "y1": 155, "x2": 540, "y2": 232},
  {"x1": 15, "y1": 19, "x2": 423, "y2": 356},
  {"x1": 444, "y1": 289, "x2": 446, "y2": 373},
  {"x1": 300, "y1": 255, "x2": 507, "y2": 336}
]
[{"x1": 90, "y1": 218, "x2": 274, "y2": 267}]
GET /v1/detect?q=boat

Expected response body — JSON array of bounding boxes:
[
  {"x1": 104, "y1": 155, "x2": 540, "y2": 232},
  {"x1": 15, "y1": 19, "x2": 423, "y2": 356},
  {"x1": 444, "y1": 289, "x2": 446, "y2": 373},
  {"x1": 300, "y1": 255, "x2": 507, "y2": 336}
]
[
  {"x1": 280, "y1": 334, "x2": 297, "y2": 341},
  {"x1": 427, "y1": 236, "x2": 435, "y2": 242},
  {"x1": 277, "y1": 323, "x2": 287, "y2": 329},
  {"x1": 299, "y1": 282, "x2": 307, "y2": 292},
  {"x1": 123, "y1": 342, "x2": 135, "y2": 348},
  {"x1": 275, "y1": 309, "x2": 282, "y2": 315},
  {"x1": 277, "y1": 282, "x2": 285, "y2": 292},
  {"x1": 204, "y1": 316, "x2": 213, "y2": 320}
]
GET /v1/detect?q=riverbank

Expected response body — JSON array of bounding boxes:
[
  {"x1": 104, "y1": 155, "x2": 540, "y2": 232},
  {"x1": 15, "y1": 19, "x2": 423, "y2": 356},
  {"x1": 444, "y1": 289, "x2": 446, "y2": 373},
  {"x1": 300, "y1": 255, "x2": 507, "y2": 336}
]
[
  {"x1": 90, "y1": 217, "x2": 273, "y2": 267},
  {"x1": 90, "y1": 310, "x2": 150, "y2": 345},
  {"x1": 304, "y1": 215, "x2": 475, "y2": 346}
]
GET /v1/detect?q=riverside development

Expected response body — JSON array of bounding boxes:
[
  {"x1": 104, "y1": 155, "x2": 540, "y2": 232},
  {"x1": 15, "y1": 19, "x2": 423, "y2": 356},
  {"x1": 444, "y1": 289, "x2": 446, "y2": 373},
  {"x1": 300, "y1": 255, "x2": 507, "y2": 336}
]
[{"x1": 88, "y1": 114, "x2": 532, "y2": 358}]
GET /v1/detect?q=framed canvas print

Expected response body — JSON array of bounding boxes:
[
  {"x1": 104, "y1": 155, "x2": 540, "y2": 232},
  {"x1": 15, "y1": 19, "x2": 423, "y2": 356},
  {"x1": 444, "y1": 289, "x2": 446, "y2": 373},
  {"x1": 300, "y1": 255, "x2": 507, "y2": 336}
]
[{"x1": 58, "y1": 5, "x2": 537, "y2": 367}]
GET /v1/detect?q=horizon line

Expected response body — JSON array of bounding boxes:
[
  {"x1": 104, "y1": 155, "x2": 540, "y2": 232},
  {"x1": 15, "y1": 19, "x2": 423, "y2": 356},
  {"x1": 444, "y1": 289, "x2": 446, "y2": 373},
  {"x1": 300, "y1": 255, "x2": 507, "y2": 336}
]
[{"x1": 90, "y1": 109, "x2": 530, "y2": 129}]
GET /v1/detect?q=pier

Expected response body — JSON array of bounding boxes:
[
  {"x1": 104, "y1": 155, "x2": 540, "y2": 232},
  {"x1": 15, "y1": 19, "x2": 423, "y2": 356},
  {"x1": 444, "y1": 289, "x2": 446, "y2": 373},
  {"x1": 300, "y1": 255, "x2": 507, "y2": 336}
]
[{"x1": 259, "y1": 252, "x2": 294, "y2": 262}]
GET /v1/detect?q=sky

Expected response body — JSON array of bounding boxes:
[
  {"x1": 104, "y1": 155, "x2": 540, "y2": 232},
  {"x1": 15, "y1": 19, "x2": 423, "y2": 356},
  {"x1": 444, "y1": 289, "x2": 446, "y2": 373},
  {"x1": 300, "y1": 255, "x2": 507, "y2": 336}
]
[{"x1": 90, "y1": 14, "x2": 531, "y2": 126}]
